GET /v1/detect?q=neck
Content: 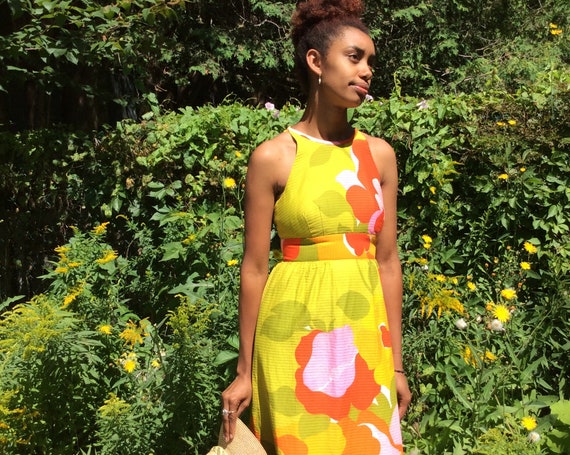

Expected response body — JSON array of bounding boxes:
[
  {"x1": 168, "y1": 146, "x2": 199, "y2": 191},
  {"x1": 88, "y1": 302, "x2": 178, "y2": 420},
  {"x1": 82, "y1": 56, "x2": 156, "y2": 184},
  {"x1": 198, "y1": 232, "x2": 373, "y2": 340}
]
[{"x1": 296, "y1": 93, "x2": 354, "y2": 142}]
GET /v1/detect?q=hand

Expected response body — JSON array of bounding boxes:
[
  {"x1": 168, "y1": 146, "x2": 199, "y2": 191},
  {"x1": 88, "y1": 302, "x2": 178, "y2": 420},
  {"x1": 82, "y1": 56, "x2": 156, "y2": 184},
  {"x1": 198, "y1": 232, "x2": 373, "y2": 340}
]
[
  {"x1": 395, "y1": 372, "x2": 412, "y2": 419},
  {"x1": 221, "y1": 374, "x2": 252, "y2": 443}
]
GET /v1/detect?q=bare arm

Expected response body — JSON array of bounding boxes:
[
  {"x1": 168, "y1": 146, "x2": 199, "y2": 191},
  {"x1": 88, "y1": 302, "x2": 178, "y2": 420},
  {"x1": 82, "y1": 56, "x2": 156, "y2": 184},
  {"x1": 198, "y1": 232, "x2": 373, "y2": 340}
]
[
  {"x1": 369, "y1": 136, "x2": 412, "y2": 418},
  {"x1": 221, "y1": 140, "x2": 279, "y2": 441}
]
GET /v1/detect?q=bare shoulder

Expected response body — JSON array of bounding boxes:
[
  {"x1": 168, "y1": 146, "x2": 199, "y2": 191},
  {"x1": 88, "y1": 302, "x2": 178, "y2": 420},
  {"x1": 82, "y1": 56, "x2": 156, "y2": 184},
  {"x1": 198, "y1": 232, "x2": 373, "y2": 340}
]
[
  {"x1": 363, "y1": 133, "x2": 395, "y2": 161},
  {"x1": 249, "y1": 130, "x2": 295, "y2": 166},
  {"x1": 362, "y1": 133, "x2": 397, "y2": 182},
  {"x1": 248, "y1": 131, "x2": 296, "y2": 191}
]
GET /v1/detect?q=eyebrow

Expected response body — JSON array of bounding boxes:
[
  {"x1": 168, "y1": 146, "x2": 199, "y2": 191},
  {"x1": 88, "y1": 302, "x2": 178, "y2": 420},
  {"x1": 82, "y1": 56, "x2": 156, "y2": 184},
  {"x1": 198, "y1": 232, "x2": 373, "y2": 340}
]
[{"x1": 348, "y1": 45, "x2": 376, "y2": 63}]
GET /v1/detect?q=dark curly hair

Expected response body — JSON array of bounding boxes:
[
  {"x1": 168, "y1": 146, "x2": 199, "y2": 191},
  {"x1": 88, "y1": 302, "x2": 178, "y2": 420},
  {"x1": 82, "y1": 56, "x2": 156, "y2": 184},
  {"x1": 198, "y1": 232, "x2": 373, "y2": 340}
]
[{"x1": 291, "y1": 0, "x2": 369, "y2": 94}]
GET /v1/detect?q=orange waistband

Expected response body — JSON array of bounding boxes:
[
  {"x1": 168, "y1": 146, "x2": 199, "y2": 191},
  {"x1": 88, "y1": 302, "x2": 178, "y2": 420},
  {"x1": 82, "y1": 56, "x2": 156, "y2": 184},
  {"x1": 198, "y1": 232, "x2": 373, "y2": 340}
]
[{"x1": 281, "y1": 233, "x2": 376, "y2": 261}]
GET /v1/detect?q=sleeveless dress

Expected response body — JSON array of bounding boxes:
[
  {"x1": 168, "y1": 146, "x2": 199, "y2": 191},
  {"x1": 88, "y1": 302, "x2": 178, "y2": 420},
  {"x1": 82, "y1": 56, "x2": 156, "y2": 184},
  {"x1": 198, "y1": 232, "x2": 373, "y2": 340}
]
[{"x1": 250, "y1": 127, "x2": 403, "y2": 455}]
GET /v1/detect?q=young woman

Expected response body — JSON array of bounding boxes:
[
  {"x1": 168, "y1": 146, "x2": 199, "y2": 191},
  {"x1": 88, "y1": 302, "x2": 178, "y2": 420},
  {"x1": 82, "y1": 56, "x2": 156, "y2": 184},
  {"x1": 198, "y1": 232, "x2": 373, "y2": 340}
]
[{"x1": 221, "y1": 0, "x2": 411, "y2": 453}]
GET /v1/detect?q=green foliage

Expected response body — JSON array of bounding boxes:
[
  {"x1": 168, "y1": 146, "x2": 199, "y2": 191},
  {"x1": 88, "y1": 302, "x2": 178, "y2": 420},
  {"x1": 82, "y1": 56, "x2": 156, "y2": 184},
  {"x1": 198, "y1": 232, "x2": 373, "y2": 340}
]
[
  {"x1": 2, "y1": 0, "x2": 568, "y2": 128},
  {"x1": 0, "y1": 0, "x2": 186, "y2": 98},
  {"x1": 0, "y1": 16, "x2": 569, "y2": 452},
  {"x1": 0, "y1": 0, "x2": 295, "y2": 122}
]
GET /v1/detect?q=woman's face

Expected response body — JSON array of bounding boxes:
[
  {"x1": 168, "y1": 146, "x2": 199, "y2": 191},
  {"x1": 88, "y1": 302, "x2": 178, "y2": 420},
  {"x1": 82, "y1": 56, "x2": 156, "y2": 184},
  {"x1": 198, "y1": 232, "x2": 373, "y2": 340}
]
[{"x1": 319, "y1": 26, "x2": 375, "y2": 108}]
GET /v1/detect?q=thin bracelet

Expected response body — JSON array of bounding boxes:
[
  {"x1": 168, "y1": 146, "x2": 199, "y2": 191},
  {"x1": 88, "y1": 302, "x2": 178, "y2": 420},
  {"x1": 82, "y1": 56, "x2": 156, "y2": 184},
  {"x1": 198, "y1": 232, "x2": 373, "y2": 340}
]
[{"x1": 394, "y1": 369, "x2": 406, "y2": 374}]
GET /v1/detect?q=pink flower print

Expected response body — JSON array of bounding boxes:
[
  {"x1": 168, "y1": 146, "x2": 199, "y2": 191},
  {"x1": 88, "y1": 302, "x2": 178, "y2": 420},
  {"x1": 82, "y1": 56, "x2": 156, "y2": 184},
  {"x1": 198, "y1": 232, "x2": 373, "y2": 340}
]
[
  {"x1": 295, "y1": 325, "x2": 380, "y2": 420},
  {"x1": 303, "y1": 325, "x2": 358, "y2": 397}
]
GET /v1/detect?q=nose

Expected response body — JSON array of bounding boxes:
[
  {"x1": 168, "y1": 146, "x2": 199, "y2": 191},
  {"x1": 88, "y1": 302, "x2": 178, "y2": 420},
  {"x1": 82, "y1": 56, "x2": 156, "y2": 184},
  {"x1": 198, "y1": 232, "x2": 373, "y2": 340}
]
[{"x1": 360, "y1": 62, "x2": 373, "y2": 82}]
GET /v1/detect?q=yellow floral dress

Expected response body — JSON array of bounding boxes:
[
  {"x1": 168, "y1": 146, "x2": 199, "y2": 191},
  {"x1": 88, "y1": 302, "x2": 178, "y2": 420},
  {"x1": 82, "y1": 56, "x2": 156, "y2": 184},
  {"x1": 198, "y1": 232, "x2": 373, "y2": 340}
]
[{"x1": 250, "y1": 127, "x2": 403, "y2": 455}]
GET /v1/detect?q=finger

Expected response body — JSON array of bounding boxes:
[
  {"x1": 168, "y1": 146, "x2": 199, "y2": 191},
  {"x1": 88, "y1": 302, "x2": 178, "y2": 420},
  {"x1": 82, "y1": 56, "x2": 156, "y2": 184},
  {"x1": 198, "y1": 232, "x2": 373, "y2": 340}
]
[
  {"x1": 397, "y1": 393, "x2": 411, "y2": 419},
  {"x1": 222, "y1": 400, "x2": 240, "y2": 442},
  {"x1": 222, "y1": 408, "x2": 236, "y2": 442},
  {"x1": 234, "y1": 400, "x2": 246, "y2": 418},
  {"x1": 398, "y1": 403, "x2": 408, "y2": 419}
]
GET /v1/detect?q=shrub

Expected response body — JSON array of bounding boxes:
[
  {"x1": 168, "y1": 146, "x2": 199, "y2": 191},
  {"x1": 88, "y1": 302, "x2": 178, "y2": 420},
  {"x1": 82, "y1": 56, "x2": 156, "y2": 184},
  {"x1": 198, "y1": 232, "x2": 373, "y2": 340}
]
[{"x1": 0, "y1": 42, "x2": 568, "y2": 452}]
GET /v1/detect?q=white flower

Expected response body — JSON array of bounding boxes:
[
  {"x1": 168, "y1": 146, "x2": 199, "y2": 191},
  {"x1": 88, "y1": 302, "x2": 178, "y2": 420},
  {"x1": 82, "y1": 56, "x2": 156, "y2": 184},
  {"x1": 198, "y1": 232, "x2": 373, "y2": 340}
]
[
  {"x1": 455, "y1": 318, "x2": 468, "y2": 330},
  {"x1": 488, "y1": 318, "x2": 505, "y2": 332},
  {"x1": 416, "y1": 99, "x2": 429, "y2": 110},
  {"x1": 475, "y1": 315, "x2": 482, "y2": 323},
  {"x1": 365, "y1": 94, "x2": 374, "y2": 102},
  {"x1": 264, "y1": 101, "x2": 275, "y2": 111},
  {"x1": 528, "y1": 431, "x2": 541, "y2": 443}
]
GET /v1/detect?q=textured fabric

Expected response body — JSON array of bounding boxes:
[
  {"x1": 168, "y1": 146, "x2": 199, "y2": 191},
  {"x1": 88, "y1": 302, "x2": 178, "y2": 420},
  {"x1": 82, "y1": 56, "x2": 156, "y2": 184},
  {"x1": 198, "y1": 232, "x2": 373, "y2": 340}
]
[{"x1": 250, "y1": 128, "x2": 403, "y2": 454}]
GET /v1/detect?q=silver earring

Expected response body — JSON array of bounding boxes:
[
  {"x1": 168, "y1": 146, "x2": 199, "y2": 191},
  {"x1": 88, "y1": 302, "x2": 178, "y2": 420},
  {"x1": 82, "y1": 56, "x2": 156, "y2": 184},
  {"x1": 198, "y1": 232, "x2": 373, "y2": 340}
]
[{"x1": 318, "y1": 75, "x2": 321, "y2": 86}]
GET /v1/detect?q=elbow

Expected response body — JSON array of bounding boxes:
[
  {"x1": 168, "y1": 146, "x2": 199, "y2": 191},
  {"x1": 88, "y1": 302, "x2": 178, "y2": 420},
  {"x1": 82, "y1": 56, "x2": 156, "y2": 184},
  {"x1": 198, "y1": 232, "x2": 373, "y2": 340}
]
[{"x1": 377, "y1": 254, "x2": 402, "y2": 278}]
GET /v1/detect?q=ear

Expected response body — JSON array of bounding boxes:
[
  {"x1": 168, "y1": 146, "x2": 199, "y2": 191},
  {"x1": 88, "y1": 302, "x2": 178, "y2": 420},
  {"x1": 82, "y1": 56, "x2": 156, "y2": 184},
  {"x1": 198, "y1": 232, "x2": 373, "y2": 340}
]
[{"x1": 306, "y1": 49, "x2": 322, "y2": 79}]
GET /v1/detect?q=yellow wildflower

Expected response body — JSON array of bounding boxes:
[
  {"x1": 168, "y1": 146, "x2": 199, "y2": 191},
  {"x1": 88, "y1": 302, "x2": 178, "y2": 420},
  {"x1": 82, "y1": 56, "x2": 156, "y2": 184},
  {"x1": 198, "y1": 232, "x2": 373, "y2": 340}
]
[
  {"x1": 507, "y1": 119, "x2": 517, "y2": 126},
  {"x1": 223, "y1": 177, "x2": 237, "y2": 189},
  {"x1": 520, "y1": 261, "x2": 531, "y2": 270},
  {"x1": 429, "y1": 186, "x2": 436, "y2": 194},
  {"x1": 498, "y1": 173, "x2": 509, "y2": 180},
  {"x1": 549, "y1": 23, "x2": 558, "y2": 29},
  {"x1": 62, "y1": 293, "x2": 78, "y2": 308},
  {"x1": 551, "y1": 28, "x2": 563, "y2": 35},
  {"x1": 123, "y1": 360, "x2": 136, "y2": 373},
  {"x1": 493, "y1": 303, "x2": 511, "y2": 323},
  {"x1": 96, "y1": 250, "x2": 118, "y2": 264},
  {"x1": 151, "y1": 359, "x2": 161, "y2": 369},
  {"x1": 467, "y1": 281, "x2": 476, "y2": 291},
  {"x1": 421, "y1": 234, "x2": 433, "y2": 244},
  {"x1": 484, "y1": 351, "x2": 497, "y2": 362},
  {"x1": 422, "y1": 234, "x2": 433, "y2": 249},
  {"x1": 119, "y1": 320, "x2": 145, "y2": 347},
  {"x1": 92, "y1": 222, "x2": 110, "y2": 235},
  {"x1": 523, "y1": 241, "x2": 538, "y2": 254},
  {"x1": 500, "y1": 288, "x2": 517, "y2": 300},
  {"x1": 122, "y1": 353, "x2": 137, "y2": 374},
  {"x1": 486, "y1": 301, "x2": 495, "y2": 311},
  {"x1": 227, "y1": 259, "x2": 239, "y2": 266},
  {"x1": 520, "y1": 167, "x2": 526, "y2": 172},
  {"x1": 462, "y1": 346, "x2": 478, "y2": 367},
  {"x1": 421, "y1": 289, "x2": 464, "y2": 318},
  {"x1": 55, "y1": 266, "x2": 69, "y2": 274},
  {"x1": 433, "y1": 274, "x2": 446, "y2": 282},
  {"x1": 182, "y1": 233, "x2": 197, "y2": 245},
  {"x1": 99, "y1": 393, "x2": 130, "y2": 417},
  {"x1": 99, "y1": 325, "x2": 113, "y2": 335},
  {"x1": 235, "y1": 151, "x2": 242, "y2": 158},
  {"x1": 67, "y1": 261, "x2": 82, "y2": 268},
  {"x1": 496, "y1": 121, "x2": 506, "y2": 127},
  {"x1": 521, "y1": 416, "x2": 537, "y2": 431}
]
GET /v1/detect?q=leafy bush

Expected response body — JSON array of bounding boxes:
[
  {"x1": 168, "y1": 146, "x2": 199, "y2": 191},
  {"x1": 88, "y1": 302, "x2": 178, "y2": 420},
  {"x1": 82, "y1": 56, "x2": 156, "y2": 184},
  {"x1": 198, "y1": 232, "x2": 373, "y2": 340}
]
[{"x1": 1, "y1": 29, "x2": 569, "y2": 453}]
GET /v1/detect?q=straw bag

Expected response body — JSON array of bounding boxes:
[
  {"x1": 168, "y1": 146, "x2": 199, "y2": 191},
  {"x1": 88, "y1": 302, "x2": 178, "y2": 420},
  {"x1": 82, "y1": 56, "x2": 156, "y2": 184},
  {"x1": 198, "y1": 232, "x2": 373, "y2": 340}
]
[{"x1": 207, "y1": 418, "x2": 267, "y2": 455}]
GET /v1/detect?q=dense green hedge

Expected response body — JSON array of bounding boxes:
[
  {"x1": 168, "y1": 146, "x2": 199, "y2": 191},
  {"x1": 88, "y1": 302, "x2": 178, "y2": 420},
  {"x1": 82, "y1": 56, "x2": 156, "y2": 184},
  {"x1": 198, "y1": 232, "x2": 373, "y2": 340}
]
[
  {"x1": 2, "y1": 0, "x2": 569, "y2": 129},
  {"x1": 1, "y1": 35, "x2": 569, "y2": 454}
]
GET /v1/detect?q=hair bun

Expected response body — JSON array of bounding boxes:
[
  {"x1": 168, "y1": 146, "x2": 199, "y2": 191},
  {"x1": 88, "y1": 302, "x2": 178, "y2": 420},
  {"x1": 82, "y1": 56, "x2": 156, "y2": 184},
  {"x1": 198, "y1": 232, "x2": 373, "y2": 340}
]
[{"x1": 292, "y1": 0, "x2": 365, "y2": 46}]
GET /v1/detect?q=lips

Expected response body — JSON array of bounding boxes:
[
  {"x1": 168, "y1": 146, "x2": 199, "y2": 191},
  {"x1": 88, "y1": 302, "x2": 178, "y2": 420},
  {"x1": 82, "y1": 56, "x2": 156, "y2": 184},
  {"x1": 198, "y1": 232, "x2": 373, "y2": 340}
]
[{"x1": 352, "y1": 84, "x2": 369, "y2": 96}]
